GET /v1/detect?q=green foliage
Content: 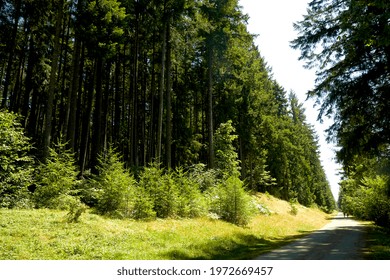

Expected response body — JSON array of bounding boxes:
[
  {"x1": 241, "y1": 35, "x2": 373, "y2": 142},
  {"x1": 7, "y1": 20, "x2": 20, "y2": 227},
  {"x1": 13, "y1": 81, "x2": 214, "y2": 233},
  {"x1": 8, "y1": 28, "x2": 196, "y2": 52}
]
[
  {"x1": 361, "y1": 176, "x2": 390, "y2": 228},
  {"x1": 214, "y1": 120, "x2": 240, "y2": 178},
  {"x1": 0, "y1": 0, "x2": 337, "y2": 220},
  {"x1": 262, "y1": 94, "x2": 336, "y2": 212},
  {"x1": 244, "y1": 155, "x2": 277, "y2": 192},
  {"x1": 188, "y1": 163, "x2": 219, "y2": 192},
  {"x1": 83, "y1": 0, "x2": 126, "y2": 56},
  {"x1": 289, "y1": 201, "x2": 298, "y2": 216},
  {"x1": 132, "y1": 187, "x2": 156, "y2": 220},
  {"x1": 138, "y1": 162, "x2": 179, "y2": 219},
  {"x1": 339, "y1": 156, "x2": 390, "y2": 228},
  {"x1": 90, "y1": 146, "x2": 136, "y2": 217},
  {"x1": 174, "y1": 167, "x2": 208, "y2": 218},
  {"x1": 66, "y1": 196, "x2": 88, "y2": 223},
  {"x1": 292, "y1": 0, "x2": 390, "y2": 166},
  {"x1": 33, "y1": 141, "x2": 80, "y2": 210},
  {"x1": 0, "y1": 110, "x2": 34, "y2": 208},
  {"x1": 207, "y1": 176, "x2": 255, "y2": 226}
]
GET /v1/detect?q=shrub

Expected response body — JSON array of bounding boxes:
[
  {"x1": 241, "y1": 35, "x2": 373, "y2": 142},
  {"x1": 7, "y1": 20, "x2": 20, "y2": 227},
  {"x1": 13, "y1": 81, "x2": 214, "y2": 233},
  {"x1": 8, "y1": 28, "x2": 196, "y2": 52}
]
[
  {"x1": 0, "y1": 110, "x2": 34, "y2": 208},
  {"x1": 33, "y1": 141, "x2": 80, "y2": 209},
  {"x1": 361, "y1": 176, "x2": 390, "y2": 228},
  {"x1": 207, "y1": 176, "x2": 255, "y2": 226},
  {"x1": 66, "y1": 195, "x2": 88, "y2": 223},
  {"x1": 289, "y1": 201, "x2": 298, "y2": 216},
  {"x1": 174, "y1": 167, "x2": 208, "y2": 218},
  {"x1": 188, "y1": 163, "x2": 219, "y2": 192},
  {"x1": 138, "y1": 162, "x2": 179, "y2": 218},
  {"x1": 132, "y1": 187, "x2": 156, "y2": 220},
  {"x1": 90, "y1": 146, "x2": 136, "y2": 217}
]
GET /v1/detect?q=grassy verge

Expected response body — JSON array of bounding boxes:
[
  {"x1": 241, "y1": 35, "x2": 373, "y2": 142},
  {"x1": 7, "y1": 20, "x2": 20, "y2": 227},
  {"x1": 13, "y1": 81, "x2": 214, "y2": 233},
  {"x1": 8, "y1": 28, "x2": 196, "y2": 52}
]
[
  {"x1": 363, "y1": 223, "x2": 390, "y2": 259},
  {"x1": 0, "y1": 193, "x2": 331, "y2": 260}
]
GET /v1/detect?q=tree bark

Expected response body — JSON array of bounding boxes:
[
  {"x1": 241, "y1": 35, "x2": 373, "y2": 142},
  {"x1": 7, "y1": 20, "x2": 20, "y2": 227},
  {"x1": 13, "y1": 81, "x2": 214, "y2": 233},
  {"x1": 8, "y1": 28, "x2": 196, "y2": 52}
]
[
  {"x1": 156, "y1": 18, "x2": 167, "y2": 163},
  {"x1": 207, "y1": 44, "x2": 215, "y2": 168},
  {"x1": 2, "y1": 0, "x2": 22, "y2": 108},
  {"x1": 90, "y1": 56, "x2": 104, "y2": 172},
  {"x1": 43, "y1": 0, "x2": 65, "y2": 160},
  {"x1": 165, "y1": 19, "x2": 172, "y2": 169},
  {"x1": 65, "y1": 37, "x2": 81, "y2": 151}
]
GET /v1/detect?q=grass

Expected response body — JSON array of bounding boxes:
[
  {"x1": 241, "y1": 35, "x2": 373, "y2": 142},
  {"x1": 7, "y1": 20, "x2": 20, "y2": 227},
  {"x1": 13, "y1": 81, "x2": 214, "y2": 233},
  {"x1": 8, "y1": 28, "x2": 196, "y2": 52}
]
[
  {"x1": 363, "y1": 223, "x2": 390, "y2": 259},
  {"x1": 0, "y1": 193, "x2": 332, "y2": 260}
]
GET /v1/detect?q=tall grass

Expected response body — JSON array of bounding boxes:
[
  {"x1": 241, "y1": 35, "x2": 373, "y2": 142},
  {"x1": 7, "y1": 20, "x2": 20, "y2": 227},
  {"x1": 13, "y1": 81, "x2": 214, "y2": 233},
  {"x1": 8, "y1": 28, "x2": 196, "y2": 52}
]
[{"x1": 0, "y1": 194, "x2": 331, "y2": 260}]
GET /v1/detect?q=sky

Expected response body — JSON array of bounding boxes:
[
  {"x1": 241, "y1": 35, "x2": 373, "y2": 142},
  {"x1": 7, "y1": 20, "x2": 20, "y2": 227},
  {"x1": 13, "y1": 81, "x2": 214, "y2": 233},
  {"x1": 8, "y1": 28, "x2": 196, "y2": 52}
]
[{"x1": 239, "y1": 0, "x2": 342, "y2": 200}]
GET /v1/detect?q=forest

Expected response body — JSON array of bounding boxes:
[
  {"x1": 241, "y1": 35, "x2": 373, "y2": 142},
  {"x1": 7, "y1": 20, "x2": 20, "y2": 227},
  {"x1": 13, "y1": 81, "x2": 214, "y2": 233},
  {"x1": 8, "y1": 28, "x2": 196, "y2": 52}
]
[
  {"x1": 293, "y1": 0, "x2": 390, "y2": 228},
  {"x1": 0, "y1": 0, "x2": 337, "y2": 224}
]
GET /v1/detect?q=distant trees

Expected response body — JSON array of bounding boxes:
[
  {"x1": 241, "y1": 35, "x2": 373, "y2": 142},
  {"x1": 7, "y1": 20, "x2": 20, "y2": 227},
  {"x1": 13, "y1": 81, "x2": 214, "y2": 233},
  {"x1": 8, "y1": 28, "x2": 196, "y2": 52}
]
[
  {"x1": 292, "y1": 0, "x2": 390, "y2": 226},
  {"x1": 0, "y1": 0, "x2": 336, "y2": 220}
]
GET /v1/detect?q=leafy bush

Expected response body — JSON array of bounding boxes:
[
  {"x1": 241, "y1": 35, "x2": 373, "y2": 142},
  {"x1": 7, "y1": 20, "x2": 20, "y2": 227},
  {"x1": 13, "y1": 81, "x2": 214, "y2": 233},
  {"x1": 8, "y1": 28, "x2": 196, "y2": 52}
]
[
  {"x1": 66, "y1": 196, "x2": 88, "y2": 223},
  {"x1": 207, "y1": 176, "x2": 255, "y2": 226},
  {"x1": 289, "y1": 201, "x2": 298, "y2": 216},
  {"x1": 340, "y1": 174, "x2": 390, "y2": 228},
  {"x1": 174, "y1": 167, "x2": 207, "y2": 218},
  {"x1": 33, "y1": 141, "x2": 80, "y2": 209},
  {"x1": 188, "y1": 163, "x2": 219, "y2": 192},
  {"x1": 89, "y1": 146, "x2": 136, "y2": 217},
  {"x1": 138, "y1": 162, "x2": 178, "y2": 218},
  {"x1": 132, "y1": 187, "x2": 156, "y2": 220},
  {"x1": 0, "y1": 110, "x2": 34, "y2": 208},
  {"x1": 359, "y1": 176, "x2": 390, "y2": 228}
]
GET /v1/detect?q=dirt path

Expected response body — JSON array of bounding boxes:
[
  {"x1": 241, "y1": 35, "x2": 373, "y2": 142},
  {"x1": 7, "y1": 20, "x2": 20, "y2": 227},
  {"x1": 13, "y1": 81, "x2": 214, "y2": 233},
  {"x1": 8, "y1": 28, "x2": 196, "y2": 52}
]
[{"x1": 255, "y1": 212, "x2": 367, "y2": 260}]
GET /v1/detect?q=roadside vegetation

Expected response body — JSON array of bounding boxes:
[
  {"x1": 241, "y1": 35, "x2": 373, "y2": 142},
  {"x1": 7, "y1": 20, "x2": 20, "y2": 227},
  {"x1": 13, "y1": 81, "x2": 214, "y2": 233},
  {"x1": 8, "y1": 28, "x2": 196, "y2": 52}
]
[
  {"x1": 0, "y1": 109, "x2": 335, "y2": 226},
  {"x1": 0, "y1": 108, "x2": 338, "y2": 260},
  {"x1": 0, "y1": 193, "x2": 331, "y2": 260},
  {"x1": 364, "y1": 224, "x2": 390, "y2": 260}
]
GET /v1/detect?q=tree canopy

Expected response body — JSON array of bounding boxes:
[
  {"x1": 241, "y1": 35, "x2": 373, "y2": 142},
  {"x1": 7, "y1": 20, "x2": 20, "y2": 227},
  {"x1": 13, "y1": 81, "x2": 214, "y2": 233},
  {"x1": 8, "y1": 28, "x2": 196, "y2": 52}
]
[
  {"x1": 292, "y1": 0, "x2": 390, "y2": 226},
  {"x1": 292, "y1": 0, "x2": 390, "y2": 165},
  {"x1": 0, "y1": 0, "x2": 335, "y2": 214}
]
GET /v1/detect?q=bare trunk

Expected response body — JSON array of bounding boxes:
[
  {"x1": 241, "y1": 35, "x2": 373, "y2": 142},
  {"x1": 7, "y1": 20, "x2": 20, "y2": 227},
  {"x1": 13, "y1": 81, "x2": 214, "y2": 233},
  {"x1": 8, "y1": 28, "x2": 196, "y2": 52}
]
[
  {"x1": 43, "y1": 0, "x2": 64, "y2": 160},
  {"x1": 65, "y1": 37, "x2": 81, "y2": 151},
  {"x1": 2, "y1": 0, "x2": 22, "y2": 108},
  {"x1": 207, "y1": 46, "x2": 214, "y2": 168},
  {"x1": 157, "y1": 20, "x2": 167, "y2": 162},
  {"x1": 165, "y1": 19, "x2": 172, "y2": 169},
  {"x1": 90, "y1": 56, "x2": 104, "y2": 172}
]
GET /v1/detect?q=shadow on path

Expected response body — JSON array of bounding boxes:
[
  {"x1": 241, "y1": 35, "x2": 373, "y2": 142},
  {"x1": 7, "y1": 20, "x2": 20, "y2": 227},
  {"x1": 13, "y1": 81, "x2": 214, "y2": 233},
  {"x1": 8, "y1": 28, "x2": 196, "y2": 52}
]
[{"x1": 255, "y1": 213, "x2": 366, "y2": 260}]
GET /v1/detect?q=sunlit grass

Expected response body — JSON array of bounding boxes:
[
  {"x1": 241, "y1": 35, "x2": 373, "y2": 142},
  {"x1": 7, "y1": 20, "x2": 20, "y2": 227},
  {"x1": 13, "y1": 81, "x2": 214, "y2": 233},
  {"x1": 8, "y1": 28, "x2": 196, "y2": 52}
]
[{"x1": 0, "y1": 193, "x2": 332, "y2": 260}]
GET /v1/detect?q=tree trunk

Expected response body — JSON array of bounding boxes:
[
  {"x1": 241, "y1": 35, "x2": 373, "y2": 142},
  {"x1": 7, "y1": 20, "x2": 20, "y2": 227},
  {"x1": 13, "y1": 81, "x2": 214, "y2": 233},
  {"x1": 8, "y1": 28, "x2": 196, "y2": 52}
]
[
  {"x1": 207, "y1": 45, "x2": 215, "y2": 168},
  {"x1": 165, "y1": 19, "x2": 172, "y2": 169},
  {"x1": 79, "y1": 58, "x2": 95, "y2": 176},
  {"x1": 90, "y1": 56, "x2": 104, "y2": 172},
  {"x1": 157, "y1": 19, "x2": 167, "y2": 163},
  {"x1": 43, "y1": 0, "x2": 65, "y2": 160},
  {"x1": 65, "y1": 37, "x2": 81, "y2": 151},
  {"x1": 114, "y1": 50, "x2": 122, "y2": 143},
  {"x1": 2, "y1": 0, "x2": 22, "y2": 108}
]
